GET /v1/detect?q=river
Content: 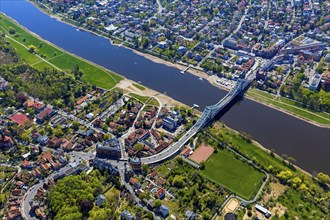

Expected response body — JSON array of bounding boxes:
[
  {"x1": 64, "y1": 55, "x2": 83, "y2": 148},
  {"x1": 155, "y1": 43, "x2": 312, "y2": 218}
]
[{"x1": 0, "y1": 0, "x2": 329, "y2": 174}]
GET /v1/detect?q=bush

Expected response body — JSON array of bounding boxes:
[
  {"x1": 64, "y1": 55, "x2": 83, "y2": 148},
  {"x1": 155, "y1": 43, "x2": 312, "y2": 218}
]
[{"x1": 8, "y1": 27, "x2": 15, "y2": 35}]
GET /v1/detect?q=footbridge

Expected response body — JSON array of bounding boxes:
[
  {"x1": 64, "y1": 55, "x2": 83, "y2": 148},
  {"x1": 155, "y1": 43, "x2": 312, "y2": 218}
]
[{"x1": 141, "y1": 74, "x2": 254, "y2": 164}]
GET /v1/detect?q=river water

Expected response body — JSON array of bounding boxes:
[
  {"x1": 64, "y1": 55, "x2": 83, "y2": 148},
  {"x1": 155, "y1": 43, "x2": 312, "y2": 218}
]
[{"x1": 1, "y1": 0, "x2": 329, "y2": 174}]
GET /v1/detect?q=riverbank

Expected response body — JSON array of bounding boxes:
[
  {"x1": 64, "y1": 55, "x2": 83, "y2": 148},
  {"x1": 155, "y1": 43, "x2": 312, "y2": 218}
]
[
  {"x1": 0, "y1": 13, "x2": 123, "y2": 89},
  {"x1": 3, "y1": 1, "x2": 328, "y2": 174},
  {"x1": 132, "y1": 46, "x2": 330, "y2": 128},
  {"x1": 27, "y1": 0, "x2": 330, "y2": 128},
  {"x1": 245, "y1": 90, "x2": 330, "y2": 128}
]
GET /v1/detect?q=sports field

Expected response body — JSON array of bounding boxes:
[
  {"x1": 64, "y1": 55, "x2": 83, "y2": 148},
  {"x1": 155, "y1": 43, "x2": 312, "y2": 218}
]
[
  {"x1": 200, "y1": 149, "x2": 265, "y2": 200},
  {"x1": 189, "y1": 144, "x2": 214, "y2": 164}
]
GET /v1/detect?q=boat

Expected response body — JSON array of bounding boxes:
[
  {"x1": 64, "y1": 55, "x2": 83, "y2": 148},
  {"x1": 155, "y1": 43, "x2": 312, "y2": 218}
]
[
  {"x1": 192, "y1": 104, "x2": 199, "y2": 109},
  {"x1": 180, "y1": 70, "x2": 185, "y2": 74},
  {"x1": 138, "y1": 81, "x2": 142, "y2": 84}
]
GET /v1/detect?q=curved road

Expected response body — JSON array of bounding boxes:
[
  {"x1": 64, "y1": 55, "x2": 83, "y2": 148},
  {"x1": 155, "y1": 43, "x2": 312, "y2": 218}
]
[{"x1": 141, "y1": 76, "x2": 254, "y2": 165}]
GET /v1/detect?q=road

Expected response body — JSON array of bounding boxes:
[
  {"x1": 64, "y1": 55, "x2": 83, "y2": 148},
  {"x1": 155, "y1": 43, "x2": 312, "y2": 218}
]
[
  {"x1": 117, "y1": 162, "x2": 161, "y2": 220},
  {"x1": 155, "y1": 0, "x2": 164, "y2": 14},
  {"x1": 57, "y1": 109, "x2": 105, "y2": 134},
  {"x1": 141, "y1": 75, "x2": 253, "y2": 165},
  {"x1": 196, "y1": 8, "x2": 249, "y2": 67},
  {"x1": 21, "y1": 165, "x2": 72, "y2": 220},
  {"x1": 20, "y1": 150, "x2": 94, "y2": 220}
]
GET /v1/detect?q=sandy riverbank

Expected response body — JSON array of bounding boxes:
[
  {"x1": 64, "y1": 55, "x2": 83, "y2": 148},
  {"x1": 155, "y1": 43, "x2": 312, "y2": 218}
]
[
  {"x1": 119, "y1": 79, "x2": 317, "y2": 176},
  {"x1": 133, "y1": 46, "x2": 330, "y2": 128},
  {"x1": 27, "y1": 1, "x2": 329, "y2": 128},
  {"x1": 115, "y1": 78, "x2": 188, "y2": 108},
  {"x1": 244, "y1": 94, "x2": 330, "y2": 128},
  {"x1": 3, "y1": 7, "x2": 322, "y2": 176}
]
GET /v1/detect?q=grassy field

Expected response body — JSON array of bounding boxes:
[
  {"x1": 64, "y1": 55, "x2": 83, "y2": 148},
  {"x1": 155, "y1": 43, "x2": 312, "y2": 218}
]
[
  {"x1": 0, "y1": 14, "x2": 122, "y2": 89},
  {"x1": 247, "y1": 88, "x2": 330, "y2": 126},
  {"x1": 133, "y1": 83, "x2": 146, "y2": 91},
  {"x1": 209, "y1": 125, "x2": 293, "y2": 174},
  {"x1": 128, "y1": 93, "x2": 150, "y2": 104},
  {"x1": 200, "y1": 149, "x2": 265, "y2": 200},
  {"x1": 146, "y1": 97, "x2": 160, "y2": 107}
]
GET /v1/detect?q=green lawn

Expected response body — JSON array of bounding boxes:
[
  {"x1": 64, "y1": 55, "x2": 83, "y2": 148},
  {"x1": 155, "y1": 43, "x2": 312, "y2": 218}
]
[
  {"x1": 0, "y1": 14, "x2": 122, "y2": 89},
  {"x1": 209, "y1": 126, "x2": 292, "y2": 174},
  {"x1": 128, "y1": 93, "x2": 150, "y2": 104},
  {"x1": 133, "y1": 83, "x2": 146, "y2": 91},
  {"x1": 200, "y1": 149, "x2": 265, "y2": 200},
  {"x1": 247, "y1": 88, "x2": 330, "y2": 126},
  {"x1": 32, "y1": 60, "x2": 54, "y2": 70},
  {"x1": 146, "y1": 97, "x2": 160, "y2": 106},
  {"x1": 5, "y1": 38, "x2": 41, "y2": 64}
]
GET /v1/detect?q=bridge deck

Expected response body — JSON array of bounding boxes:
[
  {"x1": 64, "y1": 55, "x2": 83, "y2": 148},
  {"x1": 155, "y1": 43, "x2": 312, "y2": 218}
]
[{"x1": 141, "y1": 76, "x2": 253, "y2": 164}]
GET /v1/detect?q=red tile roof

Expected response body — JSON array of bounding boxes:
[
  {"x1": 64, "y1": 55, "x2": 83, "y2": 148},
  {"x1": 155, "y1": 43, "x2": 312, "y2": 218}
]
[
  {"x1": 9, "y1": 113, "x2": 31, "y2": 126},
  {"x1": 32, "y1": 102, "x2": 45, "y2": 110}
]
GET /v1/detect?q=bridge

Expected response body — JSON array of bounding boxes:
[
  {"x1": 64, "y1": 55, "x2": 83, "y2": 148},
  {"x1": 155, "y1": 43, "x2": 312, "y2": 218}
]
[{"x1": 141, "y1": 74, "x2": 254, "y2": 165}]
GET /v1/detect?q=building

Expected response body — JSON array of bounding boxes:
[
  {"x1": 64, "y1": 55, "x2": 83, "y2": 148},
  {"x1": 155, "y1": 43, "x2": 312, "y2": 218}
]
[
  {"x1": 223, "y1": 38, "x2": 238, "y2": 50},
  {"x1": 9, "y1": 113, "x2": 31, "y2": 127},
  {"x1": 0, "y1": 130, "x2": 13, "y2": 148},
  {"x1": 95, "y1": 194, "x2": 106, "y2": 207},
  {"x1": 128, "y1": 157, "x2": 142, "y2": 172},
  {"x1": 96, "y1": 138, "x2": 121, "y2": 159},
  {"x1": 155, "y1": 187, "x2": 166, "y2": 199},
  {"x1": 93, "y1": 157, "x2": 119, "y2": 175},
  {"x1": 255, "y1": 204, "x2": 271, "y2": 218},
  {"x1": 121, "y1": 210, "x2": 134, "y2": 220},
  {"x1": 0, "y1": 77, "x2": 8, "y2": 90},
  {"x1": 124, "y1": 163, "x2": 134, "y2": 181},
  {"x1": 36, "y1": 107, "x2": 55, "y2": 123},
  {"x1": 185, "y1": 210, "x2": 197, "y2": 220},
  {"x1": 48, "y1": 136, "x2": 62, "y2": 148},
  {"x1": 162, "y1": 116, "x2": 178, "y2": 131},
  {"x1": 309, "y1": 74, "x2": 322, "y2": 91},
  {"x1": 158, "y1": 204, "x2": 169, "y2": 218},
  {"x1": 224, "y1": 213, "x2": 237, "y2": 220}
]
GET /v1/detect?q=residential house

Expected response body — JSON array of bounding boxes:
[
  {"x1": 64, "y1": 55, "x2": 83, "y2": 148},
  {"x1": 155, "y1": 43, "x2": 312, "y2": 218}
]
[
  {"x1": 36, "y1": 107, "x2": 55, "y2": 123},
  {"x1": 158, "y1": 204, "x2": 169, "y2": 218},
  {"x1": 121, "y1": 210, "x2": 134, "y2": 220},
  {"x1": 95, "y1": 194, "x2": 106, "y2": 207},
  {"x1": 9, "y1": 113, "x2": 32, "y2": 127}
]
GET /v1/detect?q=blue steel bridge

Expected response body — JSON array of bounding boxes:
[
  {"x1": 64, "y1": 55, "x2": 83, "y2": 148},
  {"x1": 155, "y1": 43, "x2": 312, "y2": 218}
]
[{"x1": 141, "y1": 74, "x2": 255, "y2": 165}]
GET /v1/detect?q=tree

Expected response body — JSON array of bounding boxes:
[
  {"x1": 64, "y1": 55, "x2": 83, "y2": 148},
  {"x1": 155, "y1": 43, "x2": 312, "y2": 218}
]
[
  {"x1": 72, "y1": 121, "x2": 80, "y2": 131},
  {"x1": 0, "y1": 194, "x2": 6, "y2": 208},
  {"x1": 287, "y1": 156, "x2": 296, "y2": 166},
  {"x1": 134, "y1": 143, "x2": 144, "y2": 152},
  {"x1": 80, "y1": 200, "x2": 94, "y2": 216},
  {"x1": 154, "y1": 199, "x2": 162, "y2": 208},
  {"x1": 142, "y1": 164, "x2": 149, "y2": 176},
  {"x1": 316, "y1": 172, "x2": 330, "y2": 185},
  {"x1": 199, "y1": 161, "x2": 205, "y2": 170},
  {"x1": 289, "y1": 177, "x2": 302, "y2": 188},
  {"x1": 28, "y1": 45, "x2": 38, "y2": 53},
  {"x1": 26, "y1": 108, "x2": 34, "y2": 117},
  {"x1": 8, "y1": 27, "x2": 16, "y2": 35},
  {"x1": 172, "y1": 175, "x2": 185, "y2": 188},
  {"x1": 89, "y1": 207, "x2": 112, "y2": 220},
  {"x1": 277, "y1": 170, "x2": 293, "y2": 184}
]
